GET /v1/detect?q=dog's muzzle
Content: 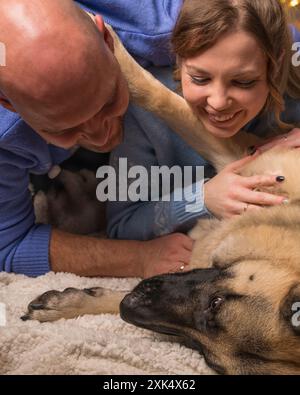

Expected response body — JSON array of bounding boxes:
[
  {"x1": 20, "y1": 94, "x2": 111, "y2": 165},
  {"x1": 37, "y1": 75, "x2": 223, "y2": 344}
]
[{"x1": 120, "y1": 268, "x2": 222, "y2": 335}]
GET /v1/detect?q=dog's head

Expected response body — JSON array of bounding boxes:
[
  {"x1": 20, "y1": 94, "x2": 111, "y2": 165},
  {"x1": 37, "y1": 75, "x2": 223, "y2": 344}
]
[{"x1": 121, "y1": 209, "x2": 300, "y2": 374}]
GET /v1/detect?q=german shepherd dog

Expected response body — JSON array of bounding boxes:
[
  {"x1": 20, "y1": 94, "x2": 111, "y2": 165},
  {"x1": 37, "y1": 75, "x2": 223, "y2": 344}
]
[{"x1": 22, "y1": 27, "x2": 300, "y2": 375}]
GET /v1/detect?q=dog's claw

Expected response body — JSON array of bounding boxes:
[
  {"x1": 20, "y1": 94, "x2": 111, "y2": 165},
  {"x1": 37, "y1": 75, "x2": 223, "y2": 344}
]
[{"x1": 20, "y1": 314, "x2": 30, "y2": 321}]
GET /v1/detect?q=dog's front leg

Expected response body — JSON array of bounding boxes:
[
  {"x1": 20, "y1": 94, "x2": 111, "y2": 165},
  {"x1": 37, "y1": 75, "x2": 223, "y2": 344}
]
[{"x1": 21, "y1": 287, "x2": 126, "y2": 322}]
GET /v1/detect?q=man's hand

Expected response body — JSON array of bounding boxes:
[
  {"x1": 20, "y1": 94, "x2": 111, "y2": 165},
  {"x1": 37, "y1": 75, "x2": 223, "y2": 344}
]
[
  {"x1": 204, "y1": 155, "x2": 287, "y2": 219},
  {"x1": 50, "y1": 230, "x2": 193, "y2": 279},
  {"x1": 255, "y1": 128, "x2": 300, "y2": 153},
  {"x1": 141, "y1": 233, "x2": 194, "y2": 279}
]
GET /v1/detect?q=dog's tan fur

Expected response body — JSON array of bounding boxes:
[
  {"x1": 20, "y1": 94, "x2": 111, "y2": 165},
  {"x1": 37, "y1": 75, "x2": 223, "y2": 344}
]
[{"x1": 23, "y1": 28, "x2": 300, "y2": 374}]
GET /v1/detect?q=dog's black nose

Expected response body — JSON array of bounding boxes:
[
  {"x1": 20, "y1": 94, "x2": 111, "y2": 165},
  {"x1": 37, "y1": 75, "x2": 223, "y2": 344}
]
[
  {"x1": 120, "y1": 293, "x2": 139, "y2": 323},
  {"x1": 121, "y1": 292, "x2": 141, "y2": 310},
  {"x1": 120, "y1": 287, "x2": 156, "y2": 324}
]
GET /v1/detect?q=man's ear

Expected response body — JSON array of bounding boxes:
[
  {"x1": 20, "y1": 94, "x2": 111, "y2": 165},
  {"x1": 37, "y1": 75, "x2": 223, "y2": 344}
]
[
  {"x1": 280, "y1": 284, "x2": 300, "y2": 335},
  {"x1": 94, "y1": 15, "x2": 114, "y2": 53},
  {"x1": 0, "y1": 97, "x2": 16, "y2": 112}
]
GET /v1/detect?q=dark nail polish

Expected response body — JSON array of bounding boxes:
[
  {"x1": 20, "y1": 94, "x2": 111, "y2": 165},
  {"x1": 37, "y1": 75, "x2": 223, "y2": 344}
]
[
  {"x1": 248, "y1": 146, "x2": 257, "y2": 156},
  {"x1": 276, "y1": 176, "x2": 285, "y2": 182}
]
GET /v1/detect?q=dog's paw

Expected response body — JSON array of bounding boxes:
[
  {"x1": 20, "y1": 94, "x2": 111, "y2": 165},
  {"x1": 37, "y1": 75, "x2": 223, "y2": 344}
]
[{"x1": 21, "y1": 287, "x2": 105, "y2": 322}]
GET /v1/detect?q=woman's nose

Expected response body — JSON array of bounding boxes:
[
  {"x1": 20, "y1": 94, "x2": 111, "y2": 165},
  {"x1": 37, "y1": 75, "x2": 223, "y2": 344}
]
[{"x1": 206, "y1": 85, "x2": 232, "y2": 111}]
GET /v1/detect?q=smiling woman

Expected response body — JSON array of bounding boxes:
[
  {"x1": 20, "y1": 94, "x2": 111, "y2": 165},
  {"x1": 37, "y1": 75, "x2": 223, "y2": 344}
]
[
  {"x1": 172, "y1": 0, "x2": 300, "y2": 137},
  {"x1": 179, "y1": 30, "x2": 269, "y2": 139}
]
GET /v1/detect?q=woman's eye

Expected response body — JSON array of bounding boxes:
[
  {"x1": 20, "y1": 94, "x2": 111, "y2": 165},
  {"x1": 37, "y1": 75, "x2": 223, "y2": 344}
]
[
  {"x1": 190, "y1": 76, "x2": 209, "y2": 85},
  {"x1": 234, "y1": 80, "x2": 256, "y2": 88}
]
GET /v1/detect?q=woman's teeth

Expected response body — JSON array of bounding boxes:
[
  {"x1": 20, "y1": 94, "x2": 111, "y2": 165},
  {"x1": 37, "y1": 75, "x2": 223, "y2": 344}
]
[{"x1": 209, "y1": 112, "x2": 237, "y2": 122}]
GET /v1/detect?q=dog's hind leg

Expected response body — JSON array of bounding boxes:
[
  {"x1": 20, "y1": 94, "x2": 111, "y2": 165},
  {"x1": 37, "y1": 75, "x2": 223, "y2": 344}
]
[{"x1": 21, "y1": 287, "x2": 126, "y2": 322}]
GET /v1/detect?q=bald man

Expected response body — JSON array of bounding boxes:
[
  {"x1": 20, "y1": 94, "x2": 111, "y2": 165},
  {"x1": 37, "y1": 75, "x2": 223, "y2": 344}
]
[{"x1": 0, "y1": 0, "x2": 194, "y2": 278}]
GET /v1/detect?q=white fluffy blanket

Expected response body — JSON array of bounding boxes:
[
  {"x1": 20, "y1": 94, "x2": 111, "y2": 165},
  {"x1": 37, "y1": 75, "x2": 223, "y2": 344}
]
[{"x1": 0, "y1": 272, "x2": 213, "y2": 375}]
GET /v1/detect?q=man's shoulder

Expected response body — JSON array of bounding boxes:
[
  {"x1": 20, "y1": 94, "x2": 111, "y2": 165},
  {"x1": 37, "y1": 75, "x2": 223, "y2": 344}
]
[
  {"x1": 76, "y1": 0, "x2": 182, "y2": 35},
  {"x1": 76, "y1": 0, "x2": 183, "y2": 66}
]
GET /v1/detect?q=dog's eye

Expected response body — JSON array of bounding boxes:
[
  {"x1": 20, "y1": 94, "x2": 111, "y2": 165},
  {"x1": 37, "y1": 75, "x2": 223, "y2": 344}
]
[{"x1": 210, "y1": 297, "x2": 223, "y2": 311}]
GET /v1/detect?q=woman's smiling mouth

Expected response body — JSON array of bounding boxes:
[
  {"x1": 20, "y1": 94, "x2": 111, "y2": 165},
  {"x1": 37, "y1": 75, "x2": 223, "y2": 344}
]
[
  {"x1": 203, "y1": 109, "x2": 244, "y2": 128},
  {"x1": 207, "y1": 109, "x2": 242, "y2": 122}
]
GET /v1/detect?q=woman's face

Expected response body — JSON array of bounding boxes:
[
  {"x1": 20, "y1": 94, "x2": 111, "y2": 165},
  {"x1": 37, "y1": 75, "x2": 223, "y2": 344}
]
[{"x1": 181, "y1": 30, "x2": 269, "y2": 138}]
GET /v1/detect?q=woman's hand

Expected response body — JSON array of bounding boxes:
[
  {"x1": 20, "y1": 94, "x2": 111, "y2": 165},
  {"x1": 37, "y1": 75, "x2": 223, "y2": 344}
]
[
  {"x1": 204, "y1": 155, "x2": 288, "y2": 219},
  {"x1": 141, "y1": 233, "x2": 194, "y2": 278},
  {"x1": 254, "y1": 128, "x2": 300, "y2": 153}
]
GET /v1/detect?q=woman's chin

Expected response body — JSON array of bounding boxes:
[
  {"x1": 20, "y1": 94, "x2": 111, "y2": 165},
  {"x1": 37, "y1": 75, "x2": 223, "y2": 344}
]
[
  {"x1": 196, "y1": 108, "x2": 246, "y2": 138},
  {"x1": 202, "y1": 121, "x2": 240, "y2": 138}
]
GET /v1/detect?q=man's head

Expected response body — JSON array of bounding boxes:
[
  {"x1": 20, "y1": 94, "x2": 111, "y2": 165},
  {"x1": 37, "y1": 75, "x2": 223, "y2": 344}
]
[{"x1": 0, "y1": 0, "x2": 129, "y2": 152}]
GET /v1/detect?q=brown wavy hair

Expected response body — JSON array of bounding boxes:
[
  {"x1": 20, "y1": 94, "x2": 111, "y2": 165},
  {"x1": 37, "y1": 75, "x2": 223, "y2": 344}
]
[{"x1": 171, "y1": 0, "x2": 300, "y2": 131}]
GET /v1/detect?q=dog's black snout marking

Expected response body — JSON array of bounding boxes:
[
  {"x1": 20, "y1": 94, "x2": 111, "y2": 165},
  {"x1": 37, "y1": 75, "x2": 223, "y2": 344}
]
[
  {"x1": 120, "y1": 293, "x2": 138, "y2": 323},
  {"x1": 136, "y1": 277, "x2": 163, "y2": 295},
  {"x1": 121, "y1": 292, "x2": 143, "y2": 309}
]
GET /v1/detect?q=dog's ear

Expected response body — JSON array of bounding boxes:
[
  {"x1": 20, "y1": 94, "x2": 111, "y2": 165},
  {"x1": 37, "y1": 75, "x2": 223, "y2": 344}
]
[{"x1": 280, "y1": 284, "x2": 300, "y2": 335}]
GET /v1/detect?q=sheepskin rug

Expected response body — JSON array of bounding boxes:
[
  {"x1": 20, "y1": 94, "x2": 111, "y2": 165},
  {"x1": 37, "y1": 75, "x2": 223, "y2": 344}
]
[{"x1": 0, "y1": 271, "x2": 214, "y2": 375}]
